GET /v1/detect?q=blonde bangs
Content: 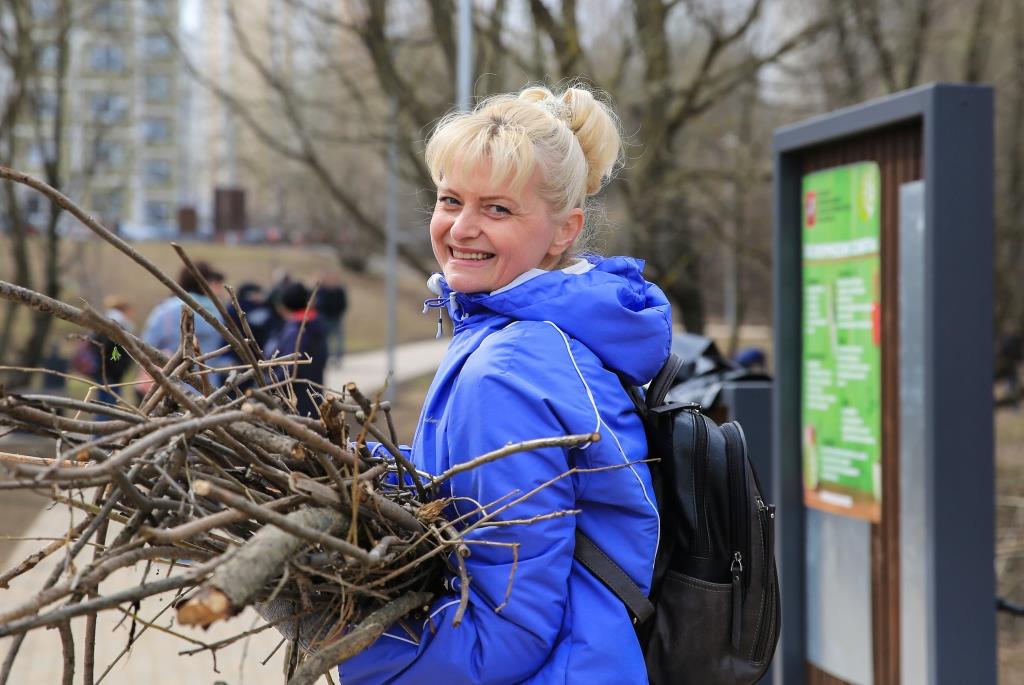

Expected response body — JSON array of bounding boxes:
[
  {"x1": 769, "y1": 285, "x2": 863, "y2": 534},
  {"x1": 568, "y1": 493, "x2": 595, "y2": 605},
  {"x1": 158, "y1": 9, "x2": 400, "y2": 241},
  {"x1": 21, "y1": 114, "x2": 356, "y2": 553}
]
[{"x1": 425, "y1": 110, "x2": 538, "y2": 194}]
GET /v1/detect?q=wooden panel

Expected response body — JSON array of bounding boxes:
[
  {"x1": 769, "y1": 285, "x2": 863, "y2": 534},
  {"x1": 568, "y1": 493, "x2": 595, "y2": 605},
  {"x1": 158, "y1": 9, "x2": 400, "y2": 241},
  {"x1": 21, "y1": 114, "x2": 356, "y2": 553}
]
[{"x1": 798, "y1": 122, "x2": 923, "y2": 685}]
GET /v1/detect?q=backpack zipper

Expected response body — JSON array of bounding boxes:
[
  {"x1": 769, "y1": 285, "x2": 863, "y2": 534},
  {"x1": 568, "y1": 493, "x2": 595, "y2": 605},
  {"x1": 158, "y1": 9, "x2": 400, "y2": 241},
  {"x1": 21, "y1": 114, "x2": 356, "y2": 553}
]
[
  {"x1": 730, "y1": 550, "x2": 743, "y2": 649},
  {"x1": 752, "y1": 499, "x2": 777, "y2": 663},
  {"x1": 722, "y1": 423, "x2": 750, "y2": 589},
  {"x1": 692, "y1": 411, "x2": 710, "y2": 557},
  {"x1": 723, "y1": 422, "x2": 750, "y2": 654}
]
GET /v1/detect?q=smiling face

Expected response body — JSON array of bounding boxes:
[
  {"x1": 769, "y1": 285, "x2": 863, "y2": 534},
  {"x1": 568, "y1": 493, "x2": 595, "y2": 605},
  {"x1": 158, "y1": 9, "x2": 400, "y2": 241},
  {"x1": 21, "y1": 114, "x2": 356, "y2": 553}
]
[{"x1": 430, "y1": 163, "x2": 584, "y2": 294}]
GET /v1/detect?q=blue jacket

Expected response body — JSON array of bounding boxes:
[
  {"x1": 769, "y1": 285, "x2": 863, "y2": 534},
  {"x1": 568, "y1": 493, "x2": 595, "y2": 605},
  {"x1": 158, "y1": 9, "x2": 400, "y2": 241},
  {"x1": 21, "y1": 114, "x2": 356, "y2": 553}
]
[
  {"x1": 143, "y1": 294, "x2": 226, "y2": 358},
  {"x1": 341, "y1": 256, "x2": 672, "y2": 684}
]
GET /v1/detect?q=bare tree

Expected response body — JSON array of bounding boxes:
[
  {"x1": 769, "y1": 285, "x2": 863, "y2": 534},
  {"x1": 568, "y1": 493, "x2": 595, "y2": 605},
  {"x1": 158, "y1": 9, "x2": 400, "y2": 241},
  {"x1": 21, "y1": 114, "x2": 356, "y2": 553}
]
[
  {"x1": 804, "y1": 0, "x2": 1024, "y2": 347},
  {"x1": 0, "y1": 0, "x2": 36, "y2": 359},
  {"x1": 0, "y1": 0, "x2": 74, "y2": 373},
  {"x1": 0, "y1": 0, "x2": 133, "y2": 374},
  {"x1": 181, "y1": 0, "x2": 825, "y2": 334}
]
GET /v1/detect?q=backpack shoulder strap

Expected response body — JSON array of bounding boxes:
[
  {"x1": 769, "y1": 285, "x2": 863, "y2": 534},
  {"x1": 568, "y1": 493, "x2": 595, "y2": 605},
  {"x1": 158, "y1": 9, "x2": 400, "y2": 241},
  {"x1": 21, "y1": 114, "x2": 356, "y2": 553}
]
[
  {"x1": 616, "y1": 352, "x2": 685, "y2": 418},
  {"x1": 574, "y1": 531, "x2": 655, "y2": 625},
  {"x1": 646, "y1": 353, "x2": 685, "y2": 410},
  {"x1": 577, "y1": 353, "x2": 682, "y2": 627}
]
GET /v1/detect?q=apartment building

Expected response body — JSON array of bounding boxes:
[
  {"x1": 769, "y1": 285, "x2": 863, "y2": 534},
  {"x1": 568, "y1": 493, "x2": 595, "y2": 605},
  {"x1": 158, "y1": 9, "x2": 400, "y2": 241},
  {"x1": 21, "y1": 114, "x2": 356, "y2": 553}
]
[
  {"x1": 6, "y1": 0, "x2": 367, "y2": 242},
  {"x1": 6, "y1": 0, "x2": 182, "y2": 236}
]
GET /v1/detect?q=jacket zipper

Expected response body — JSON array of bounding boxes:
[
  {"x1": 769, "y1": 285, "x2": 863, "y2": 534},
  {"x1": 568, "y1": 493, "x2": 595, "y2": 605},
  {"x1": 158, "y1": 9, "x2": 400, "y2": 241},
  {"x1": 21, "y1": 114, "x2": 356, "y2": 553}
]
[{"x1": 752, "y1": 498, "x2": 777, "y2": 663}]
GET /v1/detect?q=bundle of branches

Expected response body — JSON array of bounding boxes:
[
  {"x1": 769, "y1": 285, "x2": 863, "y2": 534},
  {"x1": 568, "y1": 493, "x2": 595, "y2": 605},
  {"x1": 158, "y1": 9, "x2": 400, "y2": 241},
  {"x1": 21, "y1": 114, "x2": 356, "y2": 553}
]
[{"x1": 0, "y1": 167, "x2": 599, "y2": 684}]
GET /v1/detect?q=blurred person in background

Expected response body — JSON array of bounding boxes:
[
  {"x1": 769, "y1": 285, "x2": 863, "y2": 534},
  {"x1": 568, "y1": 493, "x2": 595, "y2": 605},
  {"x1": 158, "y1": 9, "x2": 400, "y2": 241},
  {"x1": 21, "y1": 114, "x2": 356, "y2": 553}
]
[
  {"x1": 227, "y1": 282, "x2": 280, "y2": 353},
  {"x1": 42, "y1": 343, "x2": 68, "y2": 392},
  {"x1": 266, "y1": 267, "x2": 292, "y2": 314},
  {"x1": 142, "y1": 261, "x2": 228, "y2": 383},
  {"x1": 74, "y1": 295, "x2": 135, "y2": 413},
  {"x1": 997, "y1": 331, "x2": 1022, "y2": 407},
  {"x1": 315, "y1": 272, "x2": 348, "y2": 363},
  {"x1": 265, "y1": 281, "x2": 328, "y2": 417},
  {"x1": 734, "y1": 347, "x2": 767, "y2": 375}
]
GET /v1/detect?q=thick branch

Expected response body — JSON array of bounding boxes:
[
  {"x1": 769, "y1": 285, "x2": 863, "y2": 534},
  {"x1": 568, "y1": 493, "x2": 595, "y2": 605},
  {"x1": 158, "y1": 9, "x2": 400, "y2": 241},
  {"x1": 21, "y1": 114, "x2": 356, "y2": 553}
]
[{"x1": 177, "y1": 501, "x2": 349, "y2": 627}]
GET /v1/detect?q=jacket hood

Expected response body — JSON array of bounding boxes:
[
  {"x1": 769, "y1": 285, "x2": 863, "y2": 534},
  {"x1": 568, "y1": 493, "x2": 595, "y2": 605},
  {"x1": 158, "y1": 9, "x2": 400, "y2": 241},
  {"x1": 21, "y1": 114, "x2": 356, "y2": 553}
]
[{"x1": 433, "y1": 255, "x2": 673, "y2": 385}]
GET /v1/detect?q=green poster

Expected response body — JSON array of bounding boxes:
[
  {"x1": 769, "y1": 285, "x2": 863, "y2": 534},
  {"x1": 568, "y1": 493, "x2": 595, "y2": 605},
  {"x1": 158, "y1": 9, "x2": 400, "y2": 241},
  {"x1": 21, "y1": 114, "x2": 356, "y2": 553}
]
[{"x1": 801, "y1": 162, "x2": 882, "y2": 522}]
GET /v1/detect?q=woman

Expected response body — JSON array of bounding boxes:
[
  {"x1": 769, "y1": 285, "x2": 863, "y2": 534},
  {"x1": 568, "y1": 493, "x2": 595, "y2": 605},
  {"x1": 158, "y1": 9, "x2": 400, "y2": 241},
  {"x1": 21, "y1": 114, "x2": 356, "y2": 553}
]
[{"x1": 343, "y1": 85, "x2": 672, "y2": 684}]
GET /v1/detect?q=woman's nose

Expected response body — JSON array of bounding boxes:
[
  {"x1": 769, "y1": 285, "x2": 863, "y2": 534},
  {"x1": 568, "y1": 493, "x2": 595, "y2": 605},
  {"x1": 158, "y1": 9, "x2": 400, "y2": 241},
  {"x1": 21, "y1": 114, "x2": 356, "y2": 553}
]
[{"x1": 449, "y1": 210, "x2": 480, "y2": 240}]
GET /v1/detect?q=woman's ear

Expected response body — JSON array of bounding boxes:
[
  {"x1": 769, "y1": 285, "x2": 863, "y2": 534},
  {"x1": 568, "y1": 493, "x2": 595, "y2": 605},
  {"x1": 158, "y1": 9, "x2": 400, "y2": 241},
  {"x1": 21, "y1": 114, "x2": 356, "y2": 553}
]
[{"x1": 549, "y1": 208, "x2": 585, "y2": 257}]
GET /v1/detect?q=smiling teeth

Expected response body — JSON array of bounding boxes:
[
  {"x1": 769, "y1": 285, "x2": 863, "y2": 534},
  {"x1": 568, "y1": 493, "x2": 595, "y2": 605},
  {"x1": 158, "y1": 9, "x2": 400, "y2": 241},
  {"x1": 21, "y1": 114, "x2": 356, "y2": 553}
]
[{"x1": 452, "y1": 249, "x2": 493, "y2": 260}]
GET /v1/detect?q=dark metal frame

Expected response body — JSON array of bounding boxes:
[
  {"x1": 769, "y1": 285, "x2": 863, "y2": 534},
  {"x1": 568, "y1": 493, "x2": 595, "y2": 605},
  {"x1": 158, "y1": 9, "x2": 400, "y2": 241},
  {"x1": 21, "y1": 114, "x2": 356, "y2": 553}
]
[{"x1": 772, "y1": 83, "x2": 995, "y2": 685}]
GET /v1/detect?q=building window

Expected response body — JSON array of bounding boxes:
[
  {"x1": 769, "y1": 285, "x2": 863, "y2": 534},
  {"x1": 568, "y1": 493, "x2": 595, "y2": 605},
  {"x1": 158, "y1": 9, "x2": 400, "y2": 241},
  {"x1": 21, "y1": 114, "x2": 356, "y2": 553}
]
[
  {"x1": 142, "y1": 117, "x2": 171, "y2": 145},
  {"x1": 144, "y1": 33, "x2": 172, "y2": 59},
  {"x1": 94, "y1": 0, "x2": 124, "y2": 28},
  {"x1": 144, "y1": 74, "x2": 171, "y2": 102},
  {"x1": 26, "y1": 141, "x2": 55, "y2": 167},
  {"x1": 33, "y1": 90, "x2": 58, "y2": 119},
  {"x1": 90, "y1": 139, "x2": 124, "y2": 169},
  {"x1": 90, "y1": 44, "x2": 124, "y2": 72},
  {"x1": 145, "y1": 0, "x2": 171, "y2": 18},
  {"x1": 89, "y1": 92, "x2": 127, "y2": 124},
  {"x1": 31, "y1": 0, "x2": 58, "y2": 21},
  {"x1": 144, "y1": 159, "x2": 172, "y2": 186},
  {"x1": 144, "y1": 200, "x2": 172, "y2": 227},
  {"x1": 145, "y1": 0, "x2": 171, "y2": 19},
  {"x1": 35, "y1": 45, "x2": 59, "y2": 71},
  {"x1": 93, "y1": 190, "x2": 123, "y2": 221}
]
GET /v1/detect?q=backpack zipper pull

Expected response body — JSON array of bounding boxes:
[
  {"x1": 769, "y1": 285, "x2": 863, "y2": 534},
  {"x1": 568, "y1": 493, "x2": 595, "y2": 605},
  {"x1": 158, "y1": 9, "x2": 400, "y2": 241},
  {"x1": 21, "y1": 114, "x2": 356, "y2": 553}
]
[{"x1": 731, "y1": 551, "x2": 743, "y2": 649}]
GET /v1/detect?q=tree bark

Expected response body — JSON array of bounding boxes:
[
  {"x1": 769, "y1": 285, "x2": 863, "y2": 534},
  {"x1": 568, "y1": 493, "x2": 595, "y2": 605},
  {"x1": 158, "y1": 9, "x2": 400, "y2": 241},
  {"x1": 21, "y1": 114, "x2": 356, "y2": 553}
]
[{"x1": 177, "y1": 504, "x2": 348, "y2": 628}]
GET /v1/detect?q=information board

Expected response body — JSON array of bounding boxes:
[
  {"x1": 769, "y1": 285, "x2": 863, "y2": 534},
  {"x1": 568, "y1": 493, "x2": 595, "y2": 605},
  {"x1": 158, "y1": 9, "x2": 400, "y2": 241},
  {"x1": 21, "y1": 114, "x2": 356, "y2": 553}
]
[{"x1": 801, "y1": 162, "x2": 882, "y2": 522}]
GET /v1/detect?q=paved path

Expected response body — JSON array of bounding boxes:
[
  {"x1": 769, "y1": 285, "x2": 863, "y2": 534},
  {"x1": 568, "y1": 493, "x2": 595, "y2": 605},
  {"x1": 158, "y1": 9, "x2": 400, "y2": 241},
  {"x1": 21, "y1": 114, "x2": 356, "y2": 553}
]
[
  {"x1": 325, "y1": 338, "x2": 450, "y2": 395},
  {"x1": 0, "y1": 493, "x2": 291, "y2": 684}
]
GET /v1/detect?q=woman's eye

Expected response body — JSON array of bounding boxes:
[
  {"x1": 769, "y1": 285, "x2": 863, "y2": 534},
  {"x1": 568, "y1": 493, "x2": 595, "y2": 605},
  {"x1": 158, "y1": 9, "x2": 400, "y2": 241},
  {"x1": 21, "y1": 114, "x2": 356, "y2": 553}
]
[
  {"x1": 488, "y1": 204, "x2": 510, "y2": 214},
  {"x1": 439, "y1": 196, "x2": 459, "y2": 207}
]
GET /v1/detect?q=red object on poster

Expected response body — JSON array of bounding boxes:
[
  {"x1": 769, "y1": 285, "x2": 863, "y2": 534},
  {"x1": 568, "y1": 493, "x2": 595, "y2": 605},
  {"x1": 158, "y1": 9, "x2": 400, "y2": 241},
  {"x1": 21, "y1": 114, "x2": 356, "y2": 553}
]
[
  {"x1": 871, "y1": 300, "x2": 881, "y2": 347},
  {"x1": 805, "y1": 191, "x2": 817, "y2": 228}
]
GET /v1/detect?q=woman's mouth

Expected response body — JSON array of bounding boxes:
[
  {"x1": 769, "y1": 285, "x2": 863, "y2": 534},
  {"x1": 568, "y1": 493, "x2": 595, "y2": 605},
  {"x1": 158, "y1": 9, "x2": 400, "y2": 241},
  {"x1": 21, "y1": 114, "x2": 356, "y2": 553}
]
[{"x1": 450, "y1": 247, "x2": 495, "y2": 261}]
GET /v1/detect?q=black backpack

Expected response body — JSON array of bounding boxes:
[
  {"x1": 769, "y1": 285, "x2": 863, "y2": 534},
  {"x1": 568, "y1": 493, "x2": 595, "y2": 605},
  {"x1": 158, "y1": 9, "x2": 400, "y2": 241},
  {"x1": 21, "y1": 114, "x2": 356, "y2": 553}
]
[{"x1": 574, "y1": 353, "x2": 781, "y2": 685}]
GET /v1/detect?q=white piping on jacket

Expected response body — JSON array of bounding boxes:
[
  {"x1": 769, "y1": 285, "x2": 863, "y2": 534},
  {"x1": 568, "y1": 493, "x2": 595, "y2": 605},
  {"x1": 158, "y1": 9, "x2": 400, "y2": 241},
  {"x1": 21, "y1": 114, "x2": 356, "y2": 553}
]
[
  {"x1": 442, "y1": 316, "x2": 661, "y2": 619},
  {"x1": 379, "y1": 598, "x2": 462, "y2": 648},
  {"x1": 380, "y1": 631, "x2": 419, "y2": 646},
  {"x1": 532, "y1": 320, "x2": 662, "y2": 568}
]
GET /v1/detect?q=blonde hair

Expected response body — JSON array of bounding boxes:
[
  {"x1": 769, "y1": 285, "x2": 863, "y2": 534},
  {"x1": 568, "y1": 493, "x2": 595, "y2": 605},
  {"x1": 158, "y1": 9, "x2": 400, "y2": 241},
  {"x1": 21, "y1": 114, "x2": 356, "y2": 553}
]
[{"x1": 425, "y1": 84, "x2": 622, "y2": 248}]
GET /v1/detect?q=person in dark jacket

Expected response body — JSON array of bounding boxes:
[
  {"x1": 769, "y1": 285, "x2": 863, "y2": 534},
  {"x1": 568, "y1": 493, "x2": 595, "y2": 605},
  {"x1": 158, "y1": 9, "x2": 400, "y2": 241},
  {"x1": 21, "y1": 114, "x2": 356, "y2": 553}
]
[
  {"x1": 88, "y1": 295, "x2": 136, "y2": 413},
  {"x1": 315, "y1": 272, "x2": 348, "y2": 363},
  {"x1": 264, "y1": 281, "x2": 328, "y2": 417},
  {"x1": 226, "y1": 282, "x2": 280, "y2": 353},
  {"x1": 331, "y1": 85, "x2": 671, "y2": 684}
]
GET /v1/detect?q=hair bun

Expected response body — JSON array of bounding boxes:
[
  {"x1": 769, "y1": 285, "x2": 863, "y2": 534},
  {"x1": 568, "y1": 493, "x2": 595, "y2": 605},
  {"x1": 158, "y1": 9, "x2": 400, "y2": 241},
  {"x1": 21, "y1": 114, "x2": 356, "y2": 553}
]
[{"x1": 518, "y1": 86, "x2": 621, "y2": 195}]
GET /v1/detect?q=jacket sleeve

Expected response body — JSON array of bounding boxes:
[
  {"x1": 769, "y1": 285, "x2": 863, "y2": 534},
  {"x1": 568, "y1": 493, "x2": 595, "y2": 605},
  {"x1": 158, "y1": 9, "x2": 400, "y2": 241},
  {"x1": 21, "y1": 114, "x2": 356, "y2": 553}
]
[
  {"x1": 142, "y1": 302, "x2": 171, "y2": 352},
  {"x1": 339, "y1": 326, "x2": 590, "y2": 685}
]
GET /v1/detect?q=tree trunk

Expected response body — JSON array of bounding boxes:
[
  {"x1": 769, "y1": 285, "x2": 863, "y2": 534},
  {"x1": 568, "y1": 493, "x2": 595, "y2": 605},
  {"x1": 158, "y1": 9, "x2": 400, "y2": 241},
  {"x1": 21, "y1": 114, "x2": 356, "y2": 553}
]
[
  {"x1": 0, "y1": 183, "x2": 32, "y2": 359},
  {"x1": 16, "y1": 0, "x2": 71, "y2": 374}
]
